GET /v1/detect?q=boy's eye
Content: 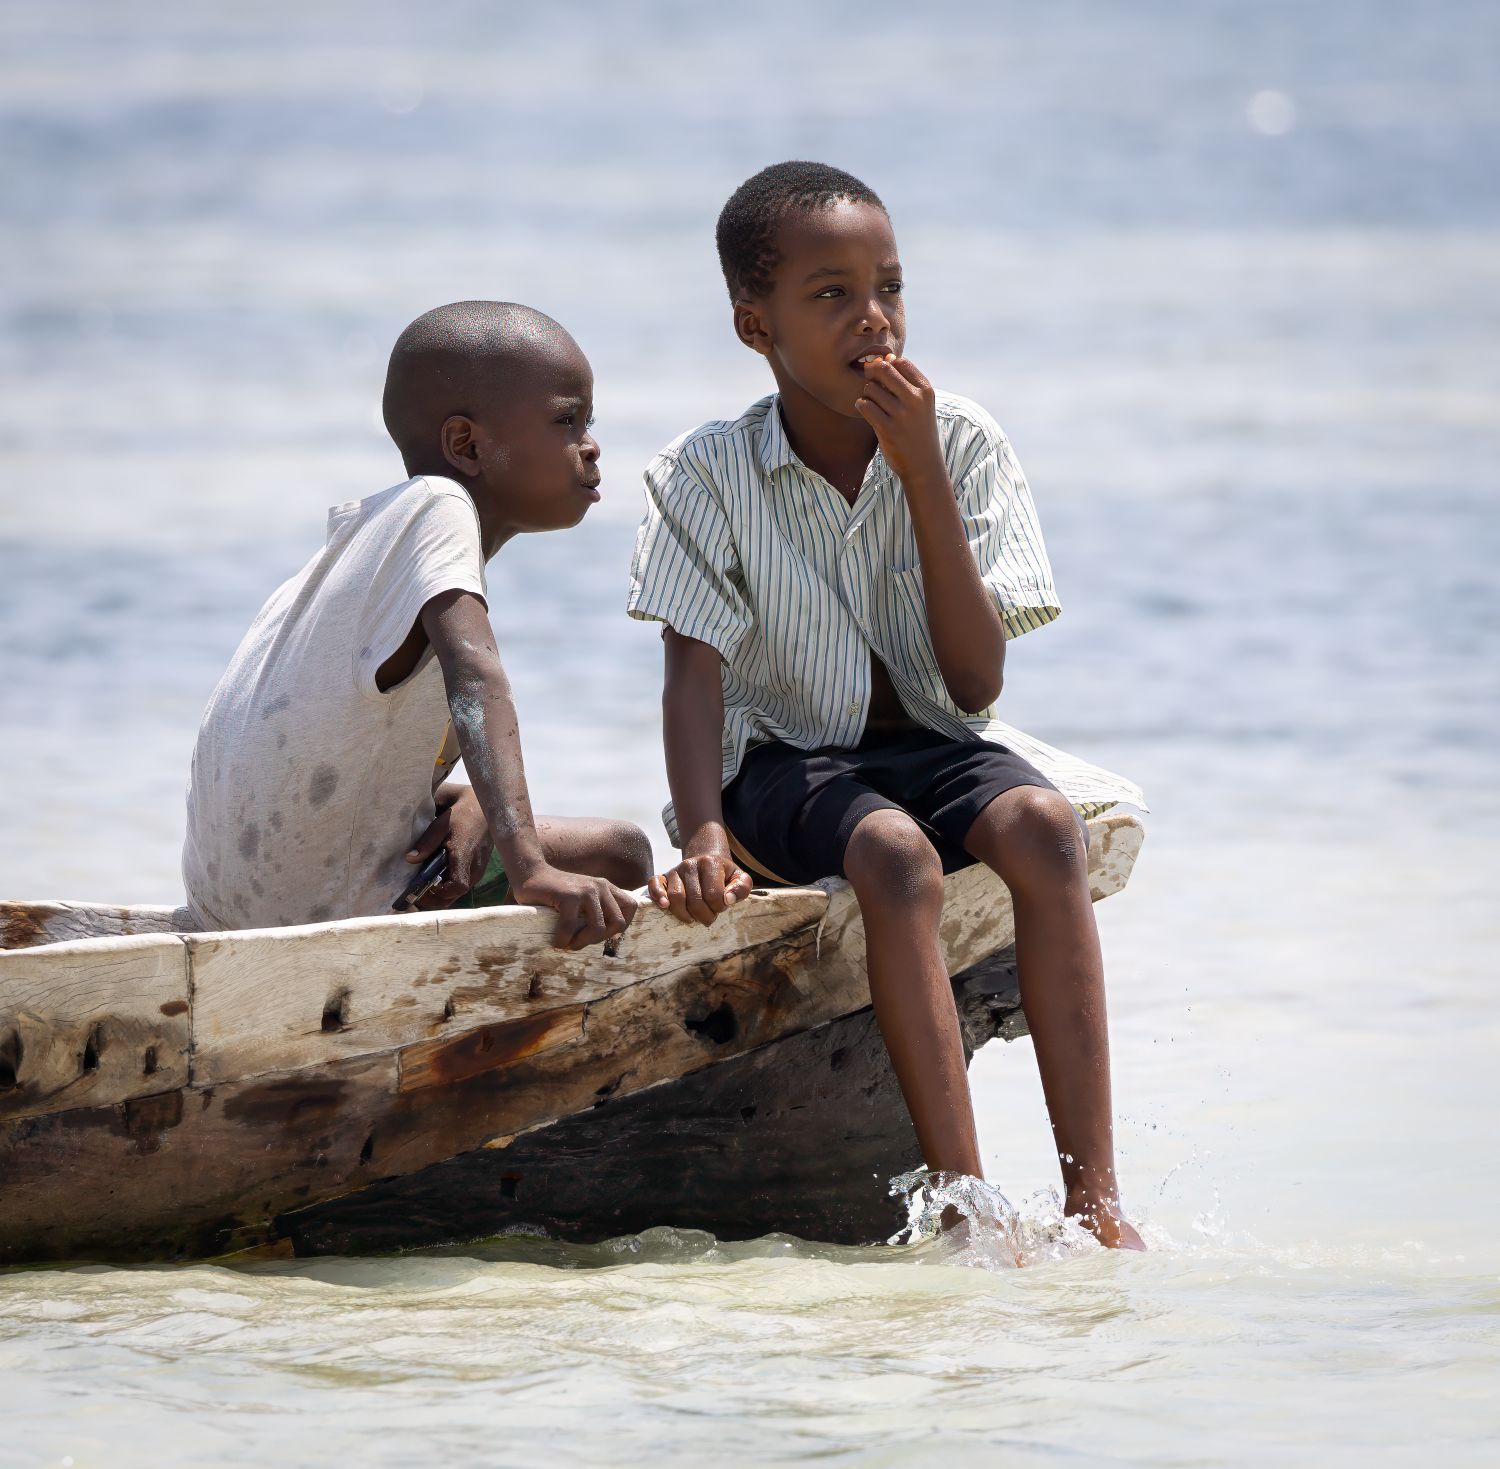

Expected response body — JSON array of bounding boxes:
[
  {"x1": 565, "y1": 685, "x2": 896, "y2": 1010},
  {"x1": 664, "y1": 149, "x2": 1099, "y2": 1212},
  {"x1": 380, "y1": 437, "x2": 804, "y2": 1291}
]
[
  {"x1": 813, "y1": 286, "x2": 845, "y2": 299},
  {"x1": 882, "y1": 280, "x2": 904, "y2": 294}
]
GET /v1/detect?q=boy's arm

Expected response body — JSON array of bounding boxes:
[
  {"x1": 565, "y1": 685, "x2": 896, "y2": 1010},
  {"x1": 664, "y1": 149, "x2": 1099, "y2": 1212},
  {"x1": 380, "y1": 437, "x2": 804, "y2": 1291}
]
[
  {"x1": 856, "y1": 357, "x2": 1007, "y2": 713},
  {"x1": 648, "y1": 629, "x2": 753, "y2": 925},
  {"x1": 420, "y1": 588, "x2": 637, "y2": 949}
]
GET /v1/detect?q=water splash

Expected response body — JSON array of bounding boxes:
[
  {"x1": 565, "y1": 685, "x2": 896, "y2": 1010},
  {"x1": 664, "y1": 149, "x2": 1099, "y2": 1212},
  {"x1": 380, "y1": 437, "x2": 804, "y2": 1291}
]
[{"x1": 887, "y1": 1170, "x2": 1109, "y2": 1269}]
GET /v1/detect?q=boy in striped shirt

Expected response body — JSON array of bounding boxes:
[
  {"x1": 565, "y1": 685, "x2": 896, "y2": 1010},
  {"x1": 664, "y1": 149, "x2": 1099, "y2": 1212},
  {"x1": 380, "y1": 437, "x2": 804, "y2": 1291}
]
[{"x1": 628, "y1": 162, "x2": 1144, "y2": 1251}]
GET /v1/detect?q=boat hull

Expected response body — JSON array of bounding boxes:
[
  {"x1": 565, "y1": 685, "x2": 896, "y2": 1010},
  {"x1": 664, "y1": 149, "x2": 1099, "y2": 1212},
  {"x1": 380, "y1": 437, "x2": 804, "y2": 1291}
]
[{"x1": 0, "y1": 814, "x2": 1142, "y2": 1265}]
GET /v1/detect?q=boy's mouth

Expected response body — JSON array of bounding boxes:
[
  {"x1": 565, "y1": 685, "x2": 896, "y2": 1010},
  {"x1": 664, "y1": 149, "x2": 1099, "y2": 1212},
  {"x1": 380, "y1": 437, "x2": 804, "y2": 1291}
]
[{"x1": 848, "y1": 350, "x2": 896, "y2": 372}]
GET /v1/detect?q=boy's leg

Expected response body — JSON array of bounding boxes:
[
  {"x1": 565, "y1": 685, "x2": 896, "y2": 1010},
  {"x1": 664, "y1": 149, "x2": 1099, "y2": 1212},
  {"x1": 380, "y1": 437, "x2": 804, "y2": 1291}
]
[
  {"x1": 535, "y1": 815, "x2": 655, "y2": 890},
  {"x1": 458, "y1": 816, "x2": 653, "y2": 908},
  {"x1": 961, "y1": 786, "x2": 1144, "y2": 1250},
  {"x1": 842, "y1": 808, "x2": 983, "y2": 1181},
  {"x1": 724, "y1": 744, "x2": 985, "y2": 1183}
]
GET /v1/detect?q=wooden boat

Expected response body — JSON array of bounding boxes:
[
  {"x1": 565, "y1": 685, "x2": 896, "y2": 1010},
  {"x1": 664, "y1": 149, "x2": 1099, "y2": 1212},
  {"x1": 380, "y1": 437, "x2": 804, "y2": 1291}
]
[{"x1": 0, "y1": 813, "x2": 1144, "y2": 1266}]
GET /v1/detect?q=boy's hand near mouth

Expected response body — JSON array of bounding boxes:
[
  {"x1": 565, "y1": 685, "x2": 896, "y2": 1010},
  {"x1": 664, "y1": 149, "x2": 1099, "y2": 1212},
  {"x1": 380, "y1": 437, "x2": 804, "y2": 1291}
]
[{"x1": 854, "y1": 353, "x2": 948, "y2": 492}]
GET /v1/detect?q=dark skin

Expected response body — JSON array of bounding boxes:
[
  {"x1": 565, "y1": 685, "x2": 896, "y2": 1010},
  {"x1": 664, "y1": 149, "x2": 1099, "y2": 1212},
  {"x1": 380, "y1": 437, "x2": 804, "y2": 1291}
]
[
  {"x1": 380, "y1": 336, "x2": 651, "y2": 948},
  {"x1": 650, "y1": 200, "x2": 1143, "y2": 1250}
]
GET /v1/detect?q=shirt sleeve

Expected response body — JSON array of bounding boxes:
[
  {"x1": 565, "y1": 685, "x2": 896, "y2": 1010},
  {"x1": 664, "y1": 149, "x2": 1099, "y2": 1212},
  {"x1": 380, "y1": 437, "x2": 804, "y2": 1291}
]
[
  {"x1": 949, "y1": 414, "x2": 1062, "y2": 641},
  {"x1": 356, "y1": 482, "x2": 487, "y2": 694},
  {"x1": 627, "y1": 448, "x2": 753, "y2": 661}
]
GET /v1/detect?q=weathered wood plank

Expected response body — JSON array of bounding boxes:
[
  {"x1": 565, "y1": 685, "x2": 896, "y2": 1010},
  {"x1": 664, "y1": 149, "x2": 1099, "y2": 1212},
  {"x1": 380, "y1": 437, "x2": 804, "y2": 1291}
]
[
  {"x1": 1, "y1": 901, "x2": 198, "y2": 951},
  {"x1": 279, "y1": 952, "x2": 1026, "y2": 1255},
  {"x1": 399, "y1": 1005, "x2": 587, "y2": 1092},
  {"x1": 0, "y1": 1054, "x2": 398, "y2": 1264},
  {"x1": 187, "y1": 888, "x2": 830, "y2": 1087},
  {"x1": 0, "y1": 934, "x2": 191, "y2": 1121}
]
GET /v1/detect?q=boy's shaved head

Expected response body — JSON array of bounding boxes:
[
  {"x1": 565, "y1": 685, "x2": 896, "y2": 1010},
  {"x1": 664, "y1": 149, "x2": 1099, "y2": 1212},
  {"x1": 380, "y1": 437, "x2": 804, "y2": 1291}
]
[
  {"x1": 383, "y1": 300, "x2": 579, "y2": 472},
  {"x1": 716, "y1": 161, "x2": 886, "y2": 301}
]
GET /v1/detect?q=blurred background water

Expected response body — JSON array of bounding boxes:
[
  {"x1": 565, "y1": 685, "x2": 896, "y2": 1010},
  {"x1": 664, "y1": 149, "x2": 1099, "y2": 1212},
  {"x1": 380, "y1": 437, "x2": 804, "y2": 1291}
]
[{"x1": 1, "y1": 2, "x2": 1497, "y2": 1465}]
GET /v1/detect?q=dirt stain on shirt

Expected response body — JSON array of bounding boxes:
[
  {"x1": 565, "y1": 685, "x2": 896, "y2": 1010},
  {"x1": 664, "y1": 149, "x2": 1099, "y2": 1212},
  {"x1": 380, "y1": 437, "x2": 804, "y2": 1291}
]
[{"x1": 308, "y1": 765, "x2": 340, "y2": 808}]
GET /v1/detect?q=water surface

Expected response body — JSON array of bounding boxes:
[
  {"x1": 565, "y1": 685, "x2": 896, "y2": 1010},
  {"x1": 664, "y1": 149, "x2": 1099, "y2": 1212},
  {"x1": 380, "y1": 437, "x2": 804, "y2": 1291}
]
[{"x1": 1, "y1": 2, "x2": 1497, "y2": 1464}]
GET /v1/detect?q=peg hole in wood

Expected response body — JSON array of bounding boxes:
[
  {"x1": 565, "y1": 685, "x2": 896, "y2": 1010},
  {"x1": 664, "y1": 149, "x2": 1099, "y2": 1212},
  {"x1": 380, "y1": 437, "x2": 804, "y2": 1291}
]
[
  {"x1": 321, "y1": 989, "x2": 351, "y2": 1033},
  {"x1": 142, "y1": 1046, "x2": 158, "y2": 1076},
  {"x1": 0, "y1": 1030, "x2": 21, "y2": 1090},
  {"x1": 82, "y1": 1023, "x2": 104, "y2": 1074},
  {"x1": 684, "y1": 1003, "x2": 737, "y2": 1046}
]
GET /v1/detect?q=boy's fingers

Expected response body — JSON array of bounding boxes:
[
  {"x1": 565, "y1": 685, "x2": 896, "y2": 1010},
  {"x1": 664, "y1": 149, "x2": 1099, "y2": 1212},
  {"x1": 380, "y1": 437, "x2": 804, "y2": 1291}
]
[
  {"x1": 665, "y1": 871, "x2": 694, "y2": 925},
  {"x1": 599, "y1": 888, "x2": 630, "y2": 939},
  {"x1": 854, "y1": 395, "x2": 891, "y2": 423},
  {"x1": 647, "y1": 873, "x2": 670, "y2": 908},
  {"x1": 859, "y1": 374, "x2": 903, "y2": 410},
  {"x1": 551, "y1": 896, "x2": 582, "y2": 949},
  {"x1": 405, "y1": 807, "x2": 451, "y2": 861},
  {"x1": 613, "y1": 886, "x2": 640, "y2": 926},
  {"x1": 698, "y1": 858, "x2": 727, "y2": 913},
  {"x1": 680, "y1": 863, "x2": 716, "y2": 926},
  {"x1": 890, "y1": 356, "x2": 932, "y2": 391},
  {"x1": 724, "y1": 866, "x2": 754, "y2": 905},
  {"x1": 569, "y1": 890, "x2": 608, "y2": 950},
  {"x1": 871, "y1": 359, "x2": 928, "y2": 409}
]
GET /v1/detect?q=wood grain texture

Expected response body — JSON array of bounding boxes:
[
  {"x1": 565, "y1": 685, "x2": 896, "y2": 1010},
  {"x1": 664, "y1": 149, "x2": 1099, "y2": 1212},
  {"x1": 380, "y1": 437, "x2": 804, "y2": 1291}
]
[
  {"x1": 187, "y1": 888, "x2": 831, "y2": 1086},
  {"x1": 0, "y1": 933, "x2": 191, "y2": 1121},
  {"x1": 1, "y1": 901, "x2": 198, "y2": 951},
  {"x1": 0, "y1": 1054, "x2": 398, "y2": 1263}
]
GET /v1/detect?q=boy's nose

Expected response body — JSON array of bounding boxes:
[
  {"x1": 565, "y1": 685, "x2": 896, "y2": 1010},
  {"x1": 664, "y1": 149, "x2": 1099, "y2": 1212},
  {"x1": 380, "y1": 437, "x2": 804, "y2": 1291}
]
[
  {"x1": 581, "y1": 434, "x2": 600, "y2": 462},
  {"x1": 861, "y1": 296, "x2": 892, "y2": 333}
]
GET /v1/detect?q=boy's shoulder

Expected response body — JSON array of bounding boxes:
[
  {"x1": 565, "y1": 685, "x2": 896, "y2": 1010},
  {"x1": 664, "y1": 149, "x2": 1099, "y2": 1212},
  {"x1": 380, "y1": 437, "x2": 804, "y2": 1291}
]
[
  {"x1": 331, "y1": 473, "x2": 476, "y2": 527},
  {"x1": 652, "y1": 395, "x2": 779, "y2": 472},
  {"x1": 932, "y1": 390, "x2": 1007, "y2": 446}
]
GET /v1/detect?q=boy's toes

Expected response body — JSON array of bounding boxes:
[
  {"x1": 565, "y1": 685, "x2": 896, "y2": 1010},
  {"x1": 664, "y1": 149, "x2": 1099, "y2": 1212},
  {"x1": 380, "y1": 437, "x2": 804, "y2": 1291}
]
[{"x1": 1066, "y1": 1196, "x2": 1147, "y2": 1251}]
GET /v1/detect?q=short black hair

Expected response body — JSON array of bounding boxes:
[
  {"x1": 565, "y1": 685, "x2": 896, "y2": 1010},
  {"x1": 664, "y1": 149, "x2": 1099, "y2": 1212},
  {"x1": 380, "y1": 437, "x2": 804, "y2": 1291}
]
[
  {"x1": 382, "y1": 300, "x2": 576, "y2": 474},
  {"x1": 715, "y1": 161, "x2": 886, "y2": 300}
]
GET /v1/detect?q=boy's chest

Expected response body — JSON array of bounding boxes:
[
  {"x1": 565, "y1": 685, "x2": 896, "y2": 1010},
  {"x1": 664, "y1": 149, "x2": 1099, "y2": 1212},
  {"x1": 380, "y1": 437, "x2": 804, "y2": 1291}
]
[{"x1": 742, "y1": 475, "x2": 918, "y2": 591}]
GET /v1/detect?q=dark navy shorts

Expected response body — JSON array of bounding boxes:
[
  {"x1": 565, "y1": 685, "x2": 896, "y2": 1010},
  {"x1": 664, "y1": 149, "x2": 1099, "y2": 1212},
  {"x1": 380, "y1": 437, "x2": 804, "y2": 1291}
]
[{"x1": 721, "y1": 727, "x2": 1062, "y2": 886}]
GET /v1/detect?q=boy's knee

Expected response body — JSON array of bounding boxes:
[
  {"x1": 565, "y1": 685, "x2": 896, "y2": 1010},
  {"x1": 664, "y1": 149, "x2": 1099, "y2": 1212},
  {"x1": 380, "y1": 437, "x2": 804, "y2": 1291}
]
[
  {"x1": 997, "y1": 787, "x2": 1089, "y2": 887},
  {"x1": 600, "y1": 821, "x2": 654, "y2": 888},
  {"x1": 843, "y1": 810, "x2": 944, "y2": 907}
]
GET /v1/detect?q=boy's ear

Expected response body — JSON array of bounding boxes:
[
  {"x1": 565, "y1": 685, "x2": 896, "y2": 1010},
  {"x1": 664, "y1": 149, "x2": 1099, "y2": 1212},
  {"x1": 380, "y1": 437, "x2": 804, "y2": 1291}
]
[
  {"x1": 733, "y1": 299, "x2": 773, "y2": 358},
  {"x1": 440, "y1": 415, "x2": 481, "y2": 477}
]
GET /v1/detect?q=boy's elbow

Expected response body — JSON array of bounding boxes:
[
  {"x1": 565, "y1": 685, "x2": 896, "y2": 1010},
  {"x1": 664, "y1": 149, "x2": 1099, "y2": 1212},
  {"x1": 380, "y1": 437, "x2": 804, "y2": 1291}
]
[{"x1": 949, "y1": 672, "x2": 1002, "y2": 715}]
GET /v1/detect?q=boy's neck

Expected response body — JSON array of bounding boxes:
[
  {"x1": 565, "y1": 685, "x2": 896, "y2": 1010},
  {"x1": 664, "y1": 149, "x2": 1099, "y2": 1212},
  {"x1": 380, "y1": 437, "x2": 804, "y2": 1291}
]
[
  {"x1": 773, "y1": 378, "x2": 878, "y2": 498},
  {"x1": 404, "y1": 462, "x2": 512, "y2": 559}
]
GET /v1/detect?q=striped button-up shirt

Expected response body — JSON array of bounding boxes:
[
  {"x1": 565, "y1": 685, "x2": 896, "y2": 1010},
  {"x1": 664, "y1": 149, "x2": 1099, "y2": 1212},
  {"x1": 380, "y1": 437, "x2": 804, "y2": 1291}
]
[{"x1": 628, "y1": 391, "x2": 1145, "y2": 844}]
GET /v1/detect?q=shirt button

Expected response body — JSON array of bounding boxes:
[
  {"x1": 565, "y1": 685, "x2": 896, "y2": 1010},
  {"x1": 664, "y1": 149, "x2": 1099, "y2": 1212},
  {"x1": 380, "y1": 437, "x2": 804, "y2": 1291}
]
[{"x1": 847, "y1": 701, "x2": 860, "y2": 717}]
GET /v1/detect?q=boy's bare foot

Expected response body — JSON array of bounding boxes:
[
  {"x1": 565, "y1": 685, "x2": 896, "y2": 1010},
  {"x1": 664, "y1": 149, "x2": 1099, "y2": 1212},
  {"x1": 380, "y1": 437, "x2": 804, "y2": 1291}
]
[{"x1": 1066, "y1": 1193, "x2": 1147, "y2": 1251}]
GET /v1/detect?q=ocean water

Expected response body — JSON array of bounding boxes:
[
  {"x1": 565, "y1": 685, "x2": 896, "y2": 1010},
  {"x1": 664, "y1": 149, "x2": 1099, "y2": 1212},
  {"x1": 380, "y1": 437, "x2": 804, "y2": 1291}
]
[{"x1": 2, "y1": 1, "x2": 1498, "y2": 1464}]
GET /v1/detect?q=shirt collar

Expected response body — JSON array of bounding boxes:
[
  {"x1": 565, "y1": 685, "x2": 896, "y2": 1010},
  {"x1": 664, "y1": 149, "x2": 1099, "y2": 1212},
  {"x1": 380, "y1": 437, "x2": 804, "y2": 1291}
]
[
  {"x1": 757, "y1": 395, "x2": 893, "y2": 488},
  {"x1": 757, "y1": 395, "x2": 800, "y2": 476}
]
